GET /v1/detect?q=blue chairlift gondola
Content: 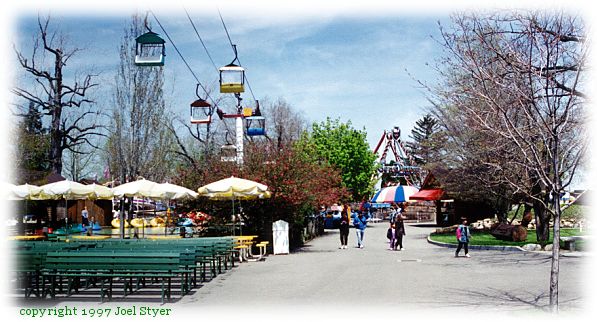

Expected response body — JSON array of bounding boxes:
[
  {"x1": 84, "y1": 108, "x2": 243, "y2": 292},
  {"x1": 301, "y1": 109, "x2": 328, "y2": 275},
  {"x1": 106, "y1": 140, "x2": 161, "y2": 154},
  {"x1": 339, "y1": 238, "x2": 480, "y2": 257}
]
[
  {"x1": 245, "y1": 100, "x2": 265, "y2": 136},
  {"x1": 246, "y1": 116, "x2": 265, "y2": 136}
]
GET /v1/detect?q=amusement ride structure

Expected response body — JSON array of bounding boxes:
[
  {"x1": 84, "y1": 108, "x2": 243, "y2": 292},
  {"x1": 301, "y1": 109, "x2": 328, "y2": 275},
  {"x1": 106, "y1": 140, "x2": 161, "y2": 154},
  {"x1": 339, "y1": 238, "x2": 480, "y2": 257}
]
[{"x1": 372, "y1": 126, "x2": 423, "y2": 188}]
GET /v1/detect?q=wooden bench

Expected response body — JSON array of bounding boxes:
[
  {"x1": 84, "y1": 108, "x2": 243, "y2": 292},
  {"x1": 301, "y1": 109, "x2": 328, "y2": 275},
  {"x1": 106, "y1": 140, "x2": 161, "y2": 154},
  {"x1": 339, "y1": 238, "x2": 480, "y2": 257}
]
[
  {"x1": 560, "y1": 236, "x2": 589, "y2": 251},
  {"x1": 41, "y1": 251, "x2": 193, "y2": 303}
]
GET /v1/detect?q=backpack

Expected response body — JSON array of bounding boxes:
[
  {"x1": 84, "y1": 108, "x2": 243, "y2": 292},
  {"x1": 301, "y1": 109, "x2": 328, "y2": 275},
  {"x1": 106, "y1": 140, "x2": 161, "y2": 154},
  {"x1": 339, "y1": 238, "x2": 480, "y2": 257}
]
[
  {"x1": 387, "y1": 228, "x2": 392, "y2": 239},
  {"x1": 457, "y1": 225, "x2": 468, "y2": 242}
]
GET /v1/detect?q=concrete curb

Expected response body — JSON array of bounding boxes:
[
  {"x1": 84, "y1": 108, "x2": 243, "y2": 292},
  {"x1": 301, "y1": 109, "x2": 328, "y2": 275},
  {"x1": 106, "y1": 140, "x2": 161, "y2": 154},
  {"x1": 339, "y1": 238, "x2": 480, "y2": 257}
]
[{"x1": 427, "y1": 235, "x2": 525, "y2": 252}]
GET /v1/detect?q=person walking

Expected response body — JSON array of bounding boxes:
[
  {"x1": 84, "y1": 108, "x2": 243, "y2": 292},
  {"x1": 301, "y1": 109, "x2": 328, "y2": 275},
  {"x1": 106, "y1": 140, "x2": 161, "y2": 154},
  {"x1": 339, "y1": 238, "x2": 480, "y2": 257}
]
[
  {"x1": 394, "y1": 214, "x2": 406, "y2": 250},
  {"x1": 353, "y1": 212, "x2": 368, "y2": 248},
  {"x1": 86, "y1": 216, "x2": 95, "y2": 236},
  {"x1": 455, "y1": 217, "x2": 471, "y2": 257},
  {"x1": 387, "y1": 222, "x2": 396, "y2": 250},
  {"x1": 339, "y1": 208, "x2": 350, "y2": 249},
  {"x1": 389, "y1": 203, "x2": 398, "y2": 224},
  {"x1": 81, "y1": 206, "x2": 89, "y2": 227}
]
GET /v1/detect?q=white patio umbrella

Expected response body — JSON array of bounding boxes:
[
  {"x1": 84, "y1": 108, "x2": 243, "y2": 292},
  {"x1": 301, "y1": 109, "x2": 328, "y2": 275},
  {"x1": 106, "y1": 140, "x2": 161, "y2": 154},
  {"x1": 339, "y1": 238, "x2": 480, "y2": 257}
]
[
  {"x1": 112, "y1": 179, "x2": 161, "y2": 199},
  {"x1": 157, "y1": 182, "x2": 199, "y2": 200},
  {"x1": 39, "y1": 180, "x2": 94, "y2": 200},
  {"x1": 198, "y1": 176, "x2": 271, "y2": 235},
  {"x1": 10, "y1": 183, "x2": 43, "y2": 200},
  {"x1": 39, "y1": 180, "x2": 96, "y2": 238},
  {"x1": 87, "y1": 184, "x2": 114, "y2": 200}
]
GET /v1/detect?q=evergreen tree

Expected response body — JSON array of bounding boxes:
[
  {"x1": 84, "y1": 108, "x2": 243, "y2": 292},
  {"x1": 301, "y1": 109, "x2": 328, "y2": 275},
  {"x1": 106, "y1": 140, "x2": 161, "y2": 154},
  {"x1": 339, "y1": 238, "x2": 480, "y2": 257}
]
[
  {"x1": 15, "y1": 102, "x2": 51, "y2": 183},
  {"x1": 406, "y1": 114, "x2": 440, "y2": 166}
]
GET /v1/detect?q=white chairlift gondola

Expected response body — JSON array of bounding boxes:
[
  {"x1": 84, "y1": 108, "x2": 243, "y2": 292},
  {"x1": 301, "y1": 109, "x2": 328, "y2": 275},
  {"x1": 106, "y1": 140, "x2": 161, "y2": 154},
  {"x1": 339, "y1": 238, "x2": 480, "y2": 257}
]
[
  {"x1": 190, "y1": 85, "x2": 212, "y2": 124},
  {"x1": 245, "y1": 100, "x2": 265, "y2": 136},
  {"x1": 219, "y1": 45, "x2": 245, "y2": 93},
  {"x1": 220, "y1": 131, "x2": 237, "y2": 162},
  {"x1": 135, "y1": 30, "x2": 166, "y2": 66}
]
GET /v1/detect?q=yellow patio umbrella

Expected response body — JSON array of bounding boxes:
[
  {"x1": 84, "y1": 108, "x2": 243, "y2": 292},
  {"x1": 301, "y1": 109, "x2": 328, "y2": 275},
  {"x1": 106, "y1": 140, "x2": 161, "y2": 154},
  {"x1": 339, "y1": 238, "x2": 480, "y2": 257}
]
[{"x1": 197, "y1": 176, "x2": 271, "y2": 235}]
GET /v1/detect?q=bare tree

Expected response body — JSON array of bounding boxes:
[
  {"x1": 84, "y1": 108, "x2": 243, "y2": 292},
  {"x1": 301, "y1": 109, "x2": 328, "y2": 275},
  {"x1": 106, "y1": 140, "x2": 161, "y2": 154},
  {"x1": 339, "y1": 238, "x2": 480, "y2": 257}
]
[
  {"x1": 13, "y1": 15, "x2": 104, "y2": 176},
  {"x1": 430, "y1": 11, "x2": 587, "y2": 311},
  {"x1": 105, "y1": 15, "x2": 176, "y2": 183},
  {"x1": 261, "y1": 97, "x2": 307, "y2": 150}
]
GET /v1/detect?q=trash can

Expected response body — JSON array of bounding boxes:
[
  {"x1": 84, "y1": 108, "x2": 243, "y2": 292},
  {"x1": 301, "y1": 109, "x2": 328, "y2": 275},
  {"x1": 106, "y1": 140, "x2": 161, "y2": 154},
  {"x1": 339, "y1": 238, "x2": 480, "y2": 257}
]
[{"x1": 272, "y1": 220, "x2": 289, "y2": 255}]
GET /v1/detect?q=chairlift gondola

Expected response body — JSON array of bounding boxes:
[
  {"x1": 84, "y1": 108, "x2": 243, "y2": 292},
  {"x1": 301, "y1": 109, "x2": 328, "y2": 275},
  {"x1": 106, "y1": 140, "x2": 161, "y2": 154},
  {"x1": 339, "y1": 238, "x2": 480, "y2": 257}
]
[
  {"x1": 219, "y1": 45, "x2": 245, "y2": 93},
  {"x1": 221, "y1": 144, "x2": 237, "y2": 162},
  {"x1": 246, "y1": 116, "x2": 265, "y2": 136},
  {"x1": 221, "y1": 131, "x2": 237, "y2": 162},
  {"x1": 219, "y1": 64, "x2": 245, "y2": 93},
  {"x1": 190, "y1": 85, "x2": 212, "y2": 124},
  {"x1": 135, "y1": 31, "x2": 166, "y2": 67},
  {"x1": 245, "y1": 100, "x2": 265, "y2": 136}
]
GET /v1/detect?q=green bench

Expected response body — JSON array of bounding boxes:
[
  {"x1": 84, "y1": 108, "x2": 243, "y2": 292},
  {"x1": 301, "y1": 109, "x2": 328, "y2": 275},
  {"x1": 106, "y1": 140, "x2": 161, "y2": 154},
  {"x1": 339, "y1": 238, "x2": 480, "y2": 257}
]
[{"x1": 42, "y1": 251, "x2": 193, "y2": 303}]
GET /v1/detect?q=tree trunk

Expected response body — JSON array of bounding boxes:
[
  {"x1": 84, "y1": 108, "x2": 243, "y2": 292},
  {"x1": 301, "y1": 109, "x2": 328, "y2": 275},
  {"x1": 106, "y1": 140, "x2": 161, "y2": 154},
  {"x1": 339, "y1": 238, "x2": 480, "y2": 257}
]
[
  {"x1": 549, "y1": 195, "x2": 561, "y2": 312},
  {"x1": 435, "y1": 201, "x2": 443, "y2": 226},
  {"x1": 50, "y1": 50, "x2": 64, "y2": 175},
  {"x1": 534, "y1": 198, "x2": 550, "y2": 246}
]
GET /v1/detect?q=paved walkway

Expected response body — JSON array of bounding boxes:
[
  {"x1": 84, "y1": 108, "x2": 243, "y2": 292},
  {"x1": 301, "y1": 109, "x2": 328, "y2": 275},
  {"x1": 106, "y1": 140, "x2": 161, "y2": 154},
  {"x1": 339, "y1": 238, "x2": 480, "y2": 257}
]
[
  {"x1": 179, "y1": 222, "x2": 586, "y2": 313},
  {"x1": 14, "y1": 222, "x2": 587, "y2": 317}
]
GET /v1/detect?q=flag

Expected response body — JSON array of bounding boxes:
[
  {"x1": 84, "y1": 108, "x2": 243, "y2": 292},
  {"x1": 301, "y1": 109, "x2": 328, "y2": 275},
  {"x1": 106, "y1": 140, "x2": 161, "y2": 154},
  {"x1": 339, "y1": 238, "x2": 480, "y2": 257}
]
[{"x1": 103, "y1": 166, "x2": 110, "y2": 180}]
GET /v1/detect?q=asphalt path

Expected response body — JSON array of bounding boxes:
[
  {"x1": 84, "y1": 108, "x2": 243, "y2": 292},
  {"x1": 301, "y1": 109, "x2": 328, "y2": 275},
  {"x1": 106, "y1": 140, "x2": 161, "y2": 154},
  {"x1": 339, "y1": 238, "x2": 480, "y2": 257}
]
[
  {"x1": 12, "y1": 222, "x2": 590, "y2": 319},
  {"x1": 180, "y1": 222, "x2": 587, "y2": 314}
]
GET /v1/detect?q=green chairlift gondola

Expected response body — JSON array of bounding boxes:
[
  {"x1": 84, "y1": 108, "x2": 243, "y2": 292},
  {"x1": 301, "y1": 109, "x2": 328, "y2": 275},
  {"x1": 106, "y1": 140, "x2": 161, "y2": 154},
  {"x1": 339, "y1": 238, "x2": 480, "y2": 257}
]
[{"x1": 135, "y1": 31, "x2": 166, "y2": 66}]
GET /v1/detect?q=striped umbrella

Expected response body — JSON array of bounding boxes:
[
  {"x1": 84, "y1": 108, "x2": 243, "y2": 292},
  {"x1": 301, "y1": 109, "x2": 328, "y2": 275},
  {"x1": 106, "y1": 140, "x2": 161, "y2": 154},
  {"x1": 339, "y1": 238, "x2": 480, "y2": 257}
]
[{"x1": 370, "y1": 185, "x2": 419, "y2": 203}]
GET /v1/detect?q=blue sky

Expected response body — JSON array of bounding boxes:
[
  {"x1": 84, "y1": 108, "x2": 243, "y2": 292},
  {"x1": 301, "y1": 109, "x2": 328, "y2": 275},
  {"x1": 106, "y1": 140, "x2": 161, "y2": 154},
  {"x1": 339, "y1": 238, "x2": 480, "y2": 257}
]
[
  {"x1": 3, "y1": 0, "x2": 595, "y2": 190},
  {"x1": 10, "y1": 5, "x2": 446, "y2": 149}
]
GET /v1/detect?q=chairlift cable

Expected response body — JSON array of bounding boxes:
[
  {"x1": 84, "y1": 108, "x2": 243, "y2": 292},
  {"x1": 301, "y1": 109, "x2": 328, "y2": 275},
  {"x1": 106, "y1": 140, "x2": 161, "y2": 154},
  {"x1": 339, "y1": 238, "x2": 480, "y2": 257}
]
[
  {"x1": 150, "y1": 10, "x2": 219, "y2": 112},
  {"x1": 184, "y1": 7, "x2": 220, "y2": 74},
  {"x1": 217, "y1": 9, "x2": 257, "y2": 103}
]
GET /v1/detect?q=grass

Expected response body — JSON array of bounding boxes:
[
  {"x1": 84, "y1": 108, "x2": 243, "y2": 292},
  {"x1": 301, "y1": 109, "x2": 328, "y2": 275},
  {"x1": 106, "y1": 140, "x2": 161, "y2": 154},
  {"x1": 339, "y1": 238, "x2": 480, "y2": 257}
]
[
  {"x1": 507, "y1": 204, "x2": 588, "y2": 221},
  {"x1": 429, "y1": 228, "x2": 585, "y2": 247}
]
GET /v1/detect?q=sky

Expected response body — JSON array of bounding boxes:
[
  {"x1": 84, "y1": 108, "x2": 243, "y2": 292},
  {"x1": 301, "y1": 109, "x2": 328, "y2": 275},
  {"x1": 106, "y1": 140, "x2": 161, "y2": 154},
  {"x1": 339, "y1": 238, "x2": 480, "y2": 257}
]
[
  {"x1": 9, "y1": 5, "x2": 446, "y2": 152},
  {"x1": 2, "y1": 0, "x2": 596, "y2": 187},
  {"x1": 2, "y1": 0, "x2": 597, "y2": 319}
]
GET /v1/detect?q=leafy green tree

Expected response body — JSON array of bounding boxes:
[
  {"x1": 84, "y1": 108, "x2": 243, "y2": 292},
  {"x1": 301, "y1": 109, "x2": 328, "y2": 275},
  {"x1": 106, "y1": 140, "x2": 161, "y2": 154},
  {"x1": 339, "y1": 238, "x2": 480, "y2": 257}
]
[{"x1": 297, "y1": 118, "x2": 377, "y2": 201}]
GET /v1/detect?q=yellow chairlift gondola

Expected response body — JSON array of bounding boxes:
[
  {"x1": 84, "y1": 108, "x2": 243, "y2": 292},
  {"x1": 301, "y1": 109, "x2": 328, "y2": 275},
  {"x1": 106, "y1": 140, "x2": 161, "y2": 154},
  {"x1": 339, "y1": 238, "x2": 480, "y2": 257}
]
[
  {"x1": 190, "y1": 85, "x2": 212, "y2": 124},
  {"x1": 135, "y1": 30, "x2": 166, "y2": 66},
  {"x1": 245, "y1": 100, "x2": 265, "y2": 136},
  {"x1": 219, "y1": 45, "x2": 245, "y2": 93}
]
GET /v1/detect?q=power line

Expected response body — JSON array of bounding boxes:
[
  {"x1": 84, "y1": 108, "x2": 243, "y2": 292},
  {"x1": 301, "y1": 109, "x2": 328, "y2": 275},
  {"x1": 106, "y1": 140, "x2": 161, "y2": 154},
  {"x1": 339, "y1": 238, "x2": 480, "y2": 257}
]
[
  {"x1": 149, "y1": 10, "x2": 219, "y2": 111},
  {"x1": 217, "y1": 9, "x2": 257, "y2": 103},
  {"x1": 183, "y1": 7, "x2": 219, "y2": 74}
]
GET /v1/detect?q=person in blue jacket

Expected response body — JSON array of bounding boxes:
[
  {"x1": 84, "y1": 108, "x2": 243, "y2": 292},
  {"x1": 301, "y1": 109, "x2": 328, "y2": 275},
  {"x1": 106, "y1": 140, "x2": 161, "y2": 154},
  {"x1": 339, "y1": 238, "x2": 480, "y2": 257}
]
[
  {"x1": 455, "y1": 217, "x2": 471, "y2": 257},
  {"x1": 353, "y1": 211, "x2": 368, "y2": 248}
]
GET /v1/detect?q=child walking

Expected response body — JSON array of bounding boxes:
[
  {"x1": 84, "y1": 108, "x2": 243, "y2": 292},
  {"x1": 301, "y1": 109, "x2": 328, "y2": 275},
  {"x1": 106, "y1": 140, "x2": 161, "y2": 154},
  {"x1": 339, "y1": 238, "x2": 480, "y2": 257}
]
[{"x1": 455, "y1": 217, "x2": 471, "y2": 257}]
